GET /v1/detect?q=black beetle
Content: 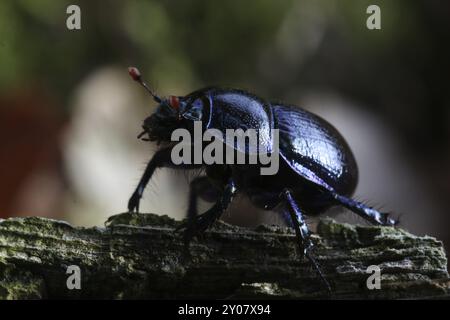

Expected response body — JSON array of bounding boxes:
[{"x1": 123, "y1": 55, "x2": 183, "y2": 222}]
[{"x1": 126, "y1": 67, "x2": 398, "y2": 291}]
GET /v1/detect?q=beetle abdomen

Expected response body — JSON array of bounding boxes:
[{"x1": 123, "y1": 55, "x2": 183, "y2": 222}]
[{"x1": 272, "y1": 104, "x2": 358, "y2": 196}]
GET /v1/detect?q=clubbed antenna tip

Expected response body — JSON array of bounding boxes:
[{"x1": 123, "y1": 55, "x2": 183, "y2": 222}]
[
  {"x1": 128, "y1": 67, "x2": 141, "y2": 81},
  {"x1": 127, "y1": 66, "x2": 162, "y2": 103}
]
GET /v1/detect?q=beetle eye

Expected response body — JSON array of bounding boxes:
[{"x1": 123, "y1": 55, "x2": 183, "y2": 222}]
[{"x1": 169, "y1": 96, "x2": 180, "y2": 111}]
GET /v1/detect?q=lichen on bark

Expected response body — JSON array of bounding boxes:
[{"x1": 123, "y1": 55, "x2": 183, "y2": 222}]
[{"x1": 0, "y1": 212, "x2": 448, "y2": 299}]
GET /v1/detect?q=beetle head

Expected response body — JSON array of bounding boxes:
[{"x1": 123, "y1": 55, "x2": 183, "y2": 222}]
[
  {"x1": 129, "y1": 67, "x2": 209, "y2": 145},
  {"x1": 142, "y1": 94, "x2": 210, "y2": 145},
  {"x1": 140, "y1": 98, "x2": 181, "y2": 144}
]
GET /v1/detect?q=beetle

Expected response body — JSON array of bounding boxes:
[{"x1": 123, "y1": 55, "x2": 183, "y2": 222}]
[{"x1": 126, "y1": 67, "x2": 398, "y2": 291}]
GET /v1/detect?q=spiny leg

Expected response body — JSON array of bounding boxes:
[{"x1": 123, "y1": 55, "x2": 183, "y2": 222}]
[
  {"x1": 128, "y1": 148, "x2": 173, "y2": 212},
  {"x1": 281, "y1": 189, "x2": 331, "y2": 292},
  {"x1": 180, "y1": 178, "x2": 237, "y2": 246},
  {"x1": 331, "y1": 192, "x2": 398, "y2": 226},
  {"x1": 128, "y1": 147, "x2": 200, "y2": 212}
]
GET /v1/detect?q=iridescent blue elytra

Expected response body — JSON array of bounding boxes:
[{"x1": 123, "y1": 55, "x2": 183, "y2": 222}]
[{"x1": 126, "y1": 68, "x2": 398, "y2": 292}]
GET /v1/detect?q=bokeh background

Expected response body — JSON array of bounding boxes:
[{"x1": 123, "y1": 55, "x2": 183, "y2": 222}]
[{"x1": 1, "y1": 0, "x2": 449, "y2": 256}]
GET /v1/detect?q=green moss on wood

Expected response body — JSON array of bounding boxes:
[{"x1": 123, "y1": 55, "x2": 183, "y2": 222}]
[{"x1": 0, "y1": 213, "x2": 448, "y2": 299}]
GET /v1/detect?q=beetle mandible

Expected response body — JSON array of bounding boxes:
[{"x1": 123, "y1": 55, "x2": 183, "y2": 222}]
[{"x1": 126, "y1": 67, "x2": 398, "y2": 291}]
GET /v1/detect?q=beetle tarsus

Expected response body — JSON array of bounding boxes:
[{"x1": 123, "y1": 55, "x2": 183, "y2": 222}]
[
  {"x1": 182, "y1": 204, "x2": 221, "y2": 243},
  {"x1": 282, "y1": 189, "x2": 332, "y2": 293},
  {"x1": 128, "y1": 191, "x2": 141, "y2": 213},
  {"x1": 304, "y1": 249, "x2": 332, "y2": 294}
]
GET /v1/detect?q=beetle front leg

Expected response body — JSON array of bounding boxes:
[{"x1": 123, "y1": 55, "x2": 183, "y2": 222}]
[
  {"x1": 331, "y1": 193, "x2": 398, "y2": 226},
  {"x1": 128, "y1": 148, "x2": 174, "y2": 212},
  {"x1": 181, "y1": 179, "x2": 237, "y2": 245},
  {"x1": 281, "y1": 189, "x2": 331, "y2": 292}
]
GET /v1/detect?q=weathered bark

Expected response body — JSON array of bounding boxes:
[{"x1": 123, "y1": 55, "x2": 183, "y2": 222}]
[{"x1": 0, "y1": 212, "x2": 448, "y2": 299}]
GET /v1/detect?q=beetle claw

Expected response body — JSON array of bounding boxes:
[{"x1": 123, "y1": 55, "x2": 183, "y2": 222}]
[
  {"x1": 127, "y1": 191, "x2": 141, "y2": 213},
  {"x1": 176, "y1": 213, "x2": 214, "y2": 245},
  {"x1": 380, "y1": 212, "x2": 399, "y2": 227}
]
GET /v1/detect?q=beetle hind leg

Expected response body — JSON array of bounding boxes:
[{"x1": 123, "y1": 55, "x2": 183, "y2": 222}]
[
  {"x1": 331, "y1": 192, "x2": 399, "y2": 226},
  {"x1": 281, "y1": 189, "x2": 331, "y2": 293}
]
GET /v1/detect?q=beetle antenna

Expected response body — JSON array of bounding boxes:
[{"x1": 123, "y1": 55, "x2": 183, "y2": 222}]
[{"x1": 128, "y1": 67, "x2": 162, "y2": 103}]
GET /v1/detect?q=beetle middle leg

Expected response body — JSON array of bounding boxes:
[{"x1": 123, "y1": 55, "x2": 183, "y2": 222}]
[
  {"x1": 330, "y1": 192, "x2": 398, "y2": 226},
  {"x1": 281, "y1": 189, "x2": 331, "y2": 292},
  {"x1": 180, "y1": 178, "x2": 237, "y2": 245},
  {"x1": 185, "y1": 176, "x2": 221, "y2": 237}
]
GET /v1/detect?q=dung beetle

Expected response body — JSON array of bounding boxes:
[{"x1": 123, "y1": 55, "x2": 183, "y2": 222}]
[{"x1": 126, "y1": 67, "x2": 398, "y2": 291}]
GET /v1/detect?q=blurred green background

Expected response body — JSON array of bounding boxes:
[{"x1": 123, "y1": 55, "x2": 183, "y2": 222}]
[{"x1": 0, "y1": 0, "x2": 449, "y2": 254}]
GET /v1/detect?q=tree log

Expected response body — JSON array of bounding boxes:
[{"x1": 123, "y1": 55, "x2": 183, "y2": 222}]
[{"x1": 0, "y1": 212, "x2": 448, "y2": 299}]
